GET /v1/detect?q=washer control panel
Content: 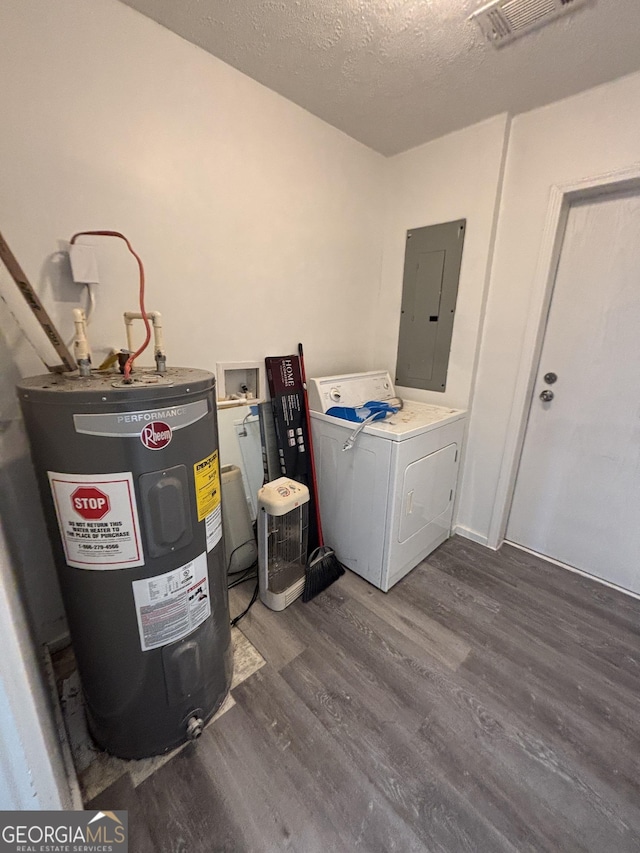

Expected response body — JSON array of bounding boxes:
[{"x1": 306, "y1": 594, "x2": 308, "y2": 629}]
[{"x1": 308, "y1": 371, "x2": 395, "y2": 413}]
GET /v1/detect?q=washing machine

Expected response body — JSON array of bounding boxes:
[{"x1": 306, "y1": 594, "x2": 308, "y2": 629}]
[{"x1": 308, "y1": 371, "x2": 466, "y2": 592}]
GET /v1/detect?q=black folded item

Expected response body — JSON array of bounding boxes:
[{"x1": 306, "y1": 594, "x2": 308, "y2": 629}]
[
  {"x1": 265, "y1": 355, "x2": 309, "y2": 480},
  {"x1": 265, "y1": 354, "x2": 318, "y2": 550}
]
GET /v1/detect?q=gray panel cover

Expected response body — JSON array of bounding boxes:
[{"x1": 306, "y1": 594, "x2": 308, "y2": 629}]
[
  {"x1": 139, "y1": 464, "x2": 193, "y2": 558},
  {"x1": 395, "y1": 219, "x2": 466, "y2": 392}
]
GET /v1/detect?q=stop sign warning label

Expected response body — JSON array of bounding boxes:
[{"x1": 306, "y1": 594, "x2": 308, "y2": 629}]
[
  {"x1": 71, "y1": 486, "x2": 111, "y2": 520},
  {"x1": 48, "y1": 471, "x2": 144, "y2": 570}
]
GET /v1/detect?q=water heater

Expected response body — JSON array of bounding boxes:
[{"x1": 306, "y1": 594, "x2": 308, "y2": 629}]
[{"x1": 18, "y1": 367, "x2": 232, "y2": 759}]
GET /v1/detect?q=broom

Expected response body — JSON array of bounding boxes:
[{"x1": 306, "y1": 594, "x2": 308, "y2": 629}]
[{"x1": 298, "y1": 342, "x2": 345, "y2": 602}]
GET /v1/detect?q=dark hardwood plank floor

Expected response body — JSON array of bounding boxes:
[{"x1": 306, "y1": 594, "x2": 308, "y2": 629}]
[{"x1": 89, "y1": 537, "x2": 640, "y2": 852}]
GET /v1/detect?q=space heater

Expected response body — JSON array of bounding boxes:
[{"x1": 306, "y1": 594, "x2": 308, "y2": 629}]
[{"x1": 257, "y1": 478, "x2": 309, "y2": 611}]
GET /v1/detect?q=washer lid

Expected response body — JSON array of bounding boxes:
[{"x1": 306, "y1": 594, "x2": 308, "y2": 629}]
[{"x1": 310, "y1": 399, "x2": 465, "y2": 441}]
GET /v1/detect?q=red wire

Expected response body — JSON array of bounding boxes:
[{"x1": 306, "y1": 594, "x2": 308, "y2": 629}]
[{"x1": 69, "y1": 230, "x2": 151, "y2": 379}]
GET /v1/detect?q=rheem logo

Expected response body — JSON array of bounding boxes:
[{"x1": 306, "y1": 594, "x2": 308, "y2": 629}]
[
  {"x1": 71, "y1": 486, "x2": 110, "y2": 520},
  {"x1": 140, "y1": 421, "x2": 172, "y2": 450}
]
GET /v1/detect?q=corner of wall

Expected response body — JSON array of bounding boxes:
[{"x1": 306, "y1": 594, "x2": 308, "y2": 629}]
[{"x1": 0, "y1": 516, "x2": 70, "y2": 810}]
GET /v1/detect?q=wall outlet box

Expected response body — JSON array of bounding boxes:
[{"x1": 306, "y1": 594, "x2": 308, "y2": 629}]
[
  {"x1": 216, "y1": 361, "x2": 265, "y2": 406},
  {"x1": 69, "y1": 243, "x2": 100, "y2": 284}
]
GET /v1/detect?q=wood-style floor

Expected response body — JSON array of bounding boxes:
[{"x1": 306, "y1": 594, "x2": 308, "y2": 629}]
[{"x1": 89, "y1": 537, "x2": 640, "y2": 852}]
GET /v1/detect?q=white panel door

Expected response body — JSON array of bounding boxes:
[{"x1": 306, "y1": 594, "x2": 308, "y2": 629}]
[{"x1": 507, "y1": 191, "x2": 640, "y2": 593}]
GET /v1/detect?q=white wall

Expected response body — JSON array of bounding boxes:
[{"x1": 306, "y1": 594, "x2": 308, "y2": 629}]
[
  {"x1": 375, "y1": 115, "x2": 510, "y2": 410},
  {"x1": 0, "y1": 517, "x2": 71, "y2": 809},
  {"x1": 0, "y1": 294, "x2": 68, "y2": 645},
  {"x1": 457, "y1": 70, "x2": 640, "y2": 543},
  {"x1": 0, "y1": 0, "x2": 385, "y2": 645},
  {"x1": 0, "y1": 0, "x2": 384, "y2": 379}
]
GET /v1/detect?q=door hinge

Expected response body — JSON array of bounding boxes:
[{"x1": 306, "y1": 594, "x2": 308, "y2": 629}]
[{"x1": 449, "y1": 489, "x2": 453, "y2": 502}]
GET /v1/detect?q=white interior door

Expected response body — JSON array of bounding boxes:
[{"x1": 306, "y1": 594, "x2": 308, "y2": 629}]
[{"x1": 507, "y1": 190, "x2": 640, "y2": 594}]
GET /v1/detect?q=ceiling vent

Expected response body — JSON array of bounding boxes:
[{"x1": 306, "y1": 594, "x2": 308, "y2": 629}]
[{"x1": 470, "y1": 0, "x2": 589, "y2": 46}]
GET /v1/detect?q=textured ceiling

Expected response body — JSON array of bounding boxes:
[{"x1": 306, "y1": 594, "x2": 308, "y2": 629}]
[{"x1": 117, "y1": 0, "x2": 640, "y2": 155}]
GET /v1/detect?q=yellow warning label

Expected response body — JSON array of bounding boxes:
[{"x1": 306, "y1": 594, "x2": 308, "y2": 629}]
[{"x1": 194, "y1": 450, "x2": 221, "y2": 522}]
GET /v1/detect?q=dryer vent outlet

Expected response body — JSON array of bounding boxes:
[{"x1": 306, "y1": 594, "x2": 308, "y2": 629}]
[{"x1": 470, "y1": 0, "x2": 589, "y2": 47}]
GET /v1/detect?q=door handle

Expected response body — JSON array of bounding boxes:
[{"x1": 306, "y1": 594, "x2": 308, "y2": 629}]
[
  {"x1": 539, "y1": 390, "x2": 554, "y2": 402},
  {"x1": 406, "y1": 490, "x2": 414, "y2": 515}
]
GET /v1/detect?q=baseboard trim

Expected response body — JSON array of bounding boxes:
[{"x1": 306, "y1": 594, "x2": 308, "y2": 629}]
[
  {"x1": 452, "y1": 525, "x2": 495, "y2": 549},
  {"x1": 505, "y1": 541, "x2": 640, "y2": 602}
]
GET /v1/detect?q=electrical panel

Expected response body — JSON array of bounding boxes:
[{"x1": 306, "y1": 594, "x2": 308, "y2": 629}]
[{"x1": 395, "y1": 219, "x2": 466, "y2": 393}]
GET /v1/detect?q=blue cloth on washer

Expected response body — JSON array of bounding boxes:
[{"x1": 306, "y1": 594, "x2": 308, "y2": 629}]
[{"x1": 326, "y1": 400, "x2": 398, "y2": 423}]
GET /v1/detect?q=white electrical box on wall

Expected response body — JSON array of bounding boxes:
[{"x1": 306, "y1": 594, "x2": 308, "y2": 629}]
[{"x1": 216, "y1": 361, "x2": 265, "y2": 407}]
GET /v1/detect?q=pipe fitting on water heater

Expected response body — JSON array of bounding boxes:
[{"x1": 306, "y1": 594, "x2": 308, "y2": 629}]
[{"x1": 72, "y1": 308, "x2": 91, "y2": 377}]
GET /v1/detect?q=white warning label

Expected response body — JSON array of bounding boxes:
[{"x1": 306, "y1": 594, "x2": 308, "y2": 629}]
[
  {"x1": 132, "y1": 553, "x2": 211, "y2": 652},
  {"x1": 205, "y1": 507, "x2": 222, "y2": 553},
  {"x1": 48, "y1": 471, "x2": 144, "y2": 570}
]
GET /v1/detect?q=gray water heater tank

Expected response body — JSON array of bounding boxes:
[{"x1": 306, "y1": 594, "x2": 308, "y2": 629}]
[{"x1": 17, "y1": 367, "x2": 232, "y2": 759}]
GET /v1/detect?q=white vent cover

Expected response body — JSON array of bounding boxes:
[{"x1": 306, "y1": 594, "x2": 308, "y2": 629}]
[{"x1": 470, "y1": 0, "x2": 589, "y2": 46}]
